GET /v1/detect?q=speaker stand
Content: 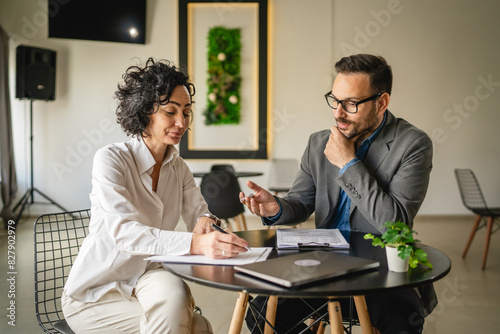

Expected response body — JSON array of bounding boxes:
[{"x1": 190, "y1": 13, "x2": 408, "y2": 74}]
[{"x1": 12, "y1": 100, "x2": 67, "y2": 222}]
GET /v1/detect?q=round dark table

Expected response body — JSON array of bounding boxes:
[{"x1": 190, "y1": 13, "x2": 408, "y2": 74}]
[
  {"x1": 162, "y1": 230, "x2": 451, "y2": 333},
  {"x1": 193, "y1": 171, "x2": 263, "y2": 178}
]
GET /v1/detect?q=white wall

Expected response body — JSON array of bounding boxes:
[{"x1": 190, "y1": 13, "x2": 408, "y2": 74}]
[{"x1": 1, "y1": 0, "x2": 499, "y2": 216}]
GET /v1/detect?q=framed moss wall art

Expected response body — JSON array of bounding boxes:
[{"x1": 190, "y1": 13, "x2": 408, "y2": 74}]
[
  {"x1": 205, "y1": 26, "x2": 242, "y2": 125},
  {"x1": 178, "y1": 0, "x2": 268, "y2": 159}
]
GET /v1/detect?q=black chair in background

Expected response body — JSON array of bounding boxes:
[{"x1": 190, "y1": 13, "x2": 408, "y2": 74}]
[
  {"x1": 34, "y1": 209, "x2": 91, "y2": 333},
  {"x1": 210, "y1": 164, "x2": 236, "y2": 173},
  {"x1": 200, "y1": 170, "x2": 247, "y2": 231},
  {"x1": 454, "y1": 169, "x2": 500, "y2": 269}
]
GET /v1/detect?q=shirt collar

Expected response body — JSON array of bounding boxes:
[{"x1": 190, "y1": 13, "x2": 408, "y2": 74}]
[{"x1": 131, "y1": 137, "x2": 179, "y2": 175}]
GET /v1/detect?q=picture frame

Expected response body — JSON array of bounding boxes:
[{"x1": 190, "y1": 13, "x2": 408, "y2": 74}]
[{"x1": 178, "y1": 0, "x2": 268, "y2": 159}]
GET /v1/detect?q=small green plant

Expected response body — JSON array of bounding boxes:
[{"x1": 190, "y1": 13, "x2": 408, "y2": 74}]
[{"x1": 364, "y1": 221, "x2": 432, "y2": 269}]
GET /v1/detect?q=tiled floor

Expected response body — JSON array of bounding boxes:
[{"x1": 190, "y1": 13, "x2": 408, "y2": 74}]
[{"x1": 1, "y1": 214, "x2": 499, "y2": 333}]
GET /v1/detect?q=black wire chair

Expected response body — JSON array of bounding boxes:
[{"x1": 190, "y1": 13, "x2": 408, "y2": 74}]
[
  {"x1": 34, "y1": 209, "x2": 90, "y2": 333},
  {"x1": 454, "y1": 169, "x2": 500, "y2": 269}
]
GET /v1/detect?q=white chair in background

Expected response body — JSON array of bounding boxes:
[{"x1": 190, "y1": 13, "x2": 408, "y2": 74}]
[
  {"x1": 267, "y1": 158, "x2": 301, "y2": 229},
  {"x1": 268, "y1": 158, "x2": 299, "y2": 196}
]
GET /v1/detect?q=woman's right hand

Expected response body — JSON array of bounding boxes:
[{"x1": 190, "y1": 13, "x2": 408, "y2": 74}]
[
  {"x1": 190, "y1": 229, "x2": 249, "y2": 259},
  {"x1": 239, "y1": 181, "x2": 280, "y2": 217}
]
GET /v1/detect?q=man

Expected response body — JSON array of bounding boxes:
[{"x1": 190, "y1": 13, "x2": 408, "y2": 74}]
[{"x1": 240, "y1": 54, "x2": 436, "y2": 334}]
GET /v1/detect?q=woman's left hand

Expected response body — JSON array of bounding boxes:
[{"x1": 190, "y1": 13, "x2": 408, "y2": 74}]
[{"x1": 193, "y1": 216, "x2": 213, "y2": 234}]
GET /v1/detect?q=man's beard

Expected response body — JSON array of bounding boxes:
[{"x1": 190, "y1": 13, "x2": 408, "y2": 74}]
[{"x1": 336, "y1": 104, "x2": 379, "y2": 140}]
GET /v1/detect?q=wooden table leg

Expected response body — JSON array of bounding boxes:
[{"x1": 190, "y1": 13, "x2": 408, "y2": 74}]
[
  {"x1": 353, "y1": 295, "x2": 373, "y2": 333},
  {"x1": 229, "y1": 291, "x2": 249, "y2": 334},
  {"x1": 327, "y1": 298, "x2": 343, "y2": 334},
  {"x1": 264, "y1": 295, "x2": 278, "y2": 334}
]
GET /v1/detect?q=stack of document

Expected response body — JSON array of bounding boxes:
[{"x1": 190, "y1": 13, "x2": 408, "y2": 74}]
[
  {"x1": 276, "y1": 229, "x2": 349, "y2": 249},
  {"x1": 145, "y1": 247, "x2": 272, "y2": 266}
]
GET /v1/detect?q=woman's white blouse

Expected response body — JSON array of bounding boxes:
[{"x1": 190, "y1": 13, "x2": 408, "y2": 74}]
[{"x1": 64, "y1": 137, "x2": 209, "y2": 302}]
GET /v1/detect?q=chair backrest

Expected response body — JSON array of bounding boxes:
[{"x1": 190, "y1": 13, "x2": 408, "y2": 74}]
[
  {"x1": 454, "y1": 169, "x2": 488, "y2": 211},
  {"x1": 200, "y1": 170, "x2": 244, "y2": 220},
  {"x1": 34, "y1": 209, "x2": 90, "y2": 333},
  {"x1": 268, "y1": 158, "x2": 299, "y2": 193},
  {"x1": 210, "y1": 164, "x2": 236, "y2": 173}
]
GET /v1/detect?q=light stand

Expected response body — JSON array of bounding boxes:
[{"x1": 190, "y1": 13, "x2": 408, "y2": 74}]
[{"x1": 12, "y1": 100, "x2": 67, "y2": 221}]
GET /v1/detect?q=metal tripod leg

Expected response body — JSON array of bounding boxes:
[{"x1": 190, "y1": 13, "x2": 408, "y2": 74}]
[{"x1": 13, "y1": 188, "x2": 67, "y2": 222}]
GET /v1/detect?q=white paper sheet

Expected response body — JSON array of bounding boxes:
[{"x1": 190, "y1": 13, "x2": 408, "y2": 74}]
[{"x1": 145, "y1": 247, "x2": 272, "y2": 266}]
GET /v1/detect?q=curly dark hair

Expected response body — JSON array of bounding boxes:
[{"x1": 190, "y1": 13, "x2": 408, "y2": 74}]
[
  {"x1": 115, "y1": 58, "x2": 195, "y2": 137},
  {"x1": 335, "y1": 54, "x2": 393, "y2": 95}
]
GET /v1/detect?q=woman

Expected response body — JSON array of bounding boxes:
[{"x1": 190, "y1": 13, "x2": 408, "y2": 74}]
[{"x1": 62, "y1": 58, "x2": 249, "y2": 333}]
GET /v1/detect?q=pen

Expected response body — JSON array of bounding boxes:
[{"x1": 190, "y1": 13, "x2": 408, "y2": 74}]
[
  {"x1": 239, "y1": 193, "x2": 254, "y2": 203},
  {"x1": 211, "y1": 223, "x2": 252, "y2": 252}
]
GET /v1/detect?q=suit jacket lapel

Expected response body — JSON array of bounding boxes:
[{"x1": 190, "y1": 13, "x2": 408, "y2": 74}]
[
  {"x1": 349, "y1": 111, "x2": 396, "y2": 216},
  {"x1": 363, "y1": 110, "x2": 396, "y2": 175}
]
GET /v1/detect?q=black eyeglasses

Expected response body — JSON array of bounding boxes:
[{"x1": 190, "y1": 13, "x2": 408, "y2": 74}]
[{"x1": 324, "y1": 92, "x2": 383, "y2": 114}]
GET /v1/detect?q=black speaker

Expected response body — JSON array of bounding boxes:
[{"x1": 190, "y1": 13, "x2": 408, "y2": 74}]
[{"x1": 16, "y1": 45, "x2": 56, "y2": 101}]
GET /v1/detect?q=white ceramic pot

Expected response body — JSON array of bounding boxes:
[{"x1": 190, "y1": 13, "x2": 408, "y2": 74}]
[{"x1": 385, "y1": 246, "x2": 409, "y2": 272}]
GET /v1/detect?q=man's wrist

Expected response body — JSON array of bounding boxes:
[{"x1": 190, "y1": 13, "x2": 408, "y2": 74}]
[
  {"x1": 197, "y1": 213, "x2": 221, "y2": 226},
  {"x1": 340, "y1": 157, "x2": 359, "y2": 175},
  {"x1": 266, "y1": 196, "x2": 282, "y2": 222}
]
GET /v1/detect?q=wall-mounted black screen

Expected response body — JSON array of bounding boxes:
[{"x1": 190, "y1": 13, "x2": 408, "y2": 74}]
[{"x1": 48, "y1": 0, "x2": 146, "y2": 44}]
